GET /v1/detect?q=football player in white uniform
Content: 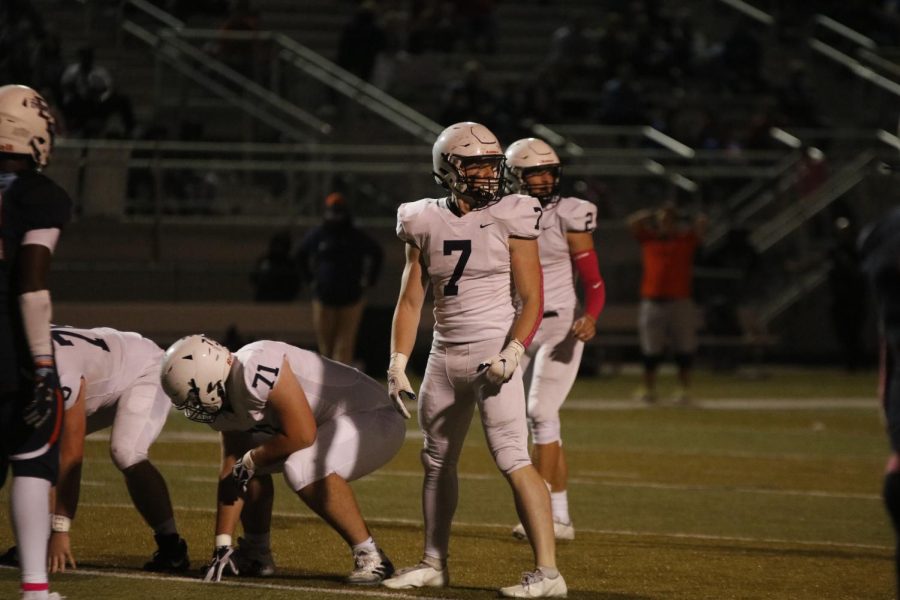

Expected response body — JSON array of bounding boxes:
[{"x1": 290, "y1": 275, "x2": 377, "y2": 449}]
[
  {"x1": 383, "y1": 122, "x2": 567, "y2": 598},
  {"x1": 504, "y1": 138, "x2": 606, "y2": 542},
  {"x1": 160, "y1": 335, "x2": 406, "y2": 585},
  {"x1": 45, "y1": 326, "x2": 189, "y2": 574}
]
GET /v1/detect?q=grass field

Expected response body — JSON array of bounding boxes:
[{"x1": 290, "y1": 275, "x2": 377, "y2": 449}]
[{"x1": 0, "y1": 366, "x2": 893, "y2": 599}]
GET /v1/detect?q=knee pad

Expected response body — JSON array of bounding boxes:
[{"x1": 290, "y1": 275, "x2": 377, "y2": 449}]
[
  {"x1": 642, "y1": 354, "x2": 663, "y2": 371},
  {"x1": 885, "y1": 470, "x2": 900, "y2": 535},
  {"x1": 529, "y1": 417, "x2": 561, "y2": 446},
  {"x1": 110, "y1": 441, "x2": 148, "y2": 471},
  {"x1": 675, "y1": 353, "x2": 694, "y2": 370},
  {"x1": 492, "y1": 444, "x2": 531, "y2": 476}
]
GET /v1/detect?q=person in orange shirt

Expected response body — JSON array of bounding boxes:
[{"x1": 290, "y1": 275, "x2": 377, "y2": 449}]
[{"x1": 627, "y1": 201, "x2": 708, "y2": 404}]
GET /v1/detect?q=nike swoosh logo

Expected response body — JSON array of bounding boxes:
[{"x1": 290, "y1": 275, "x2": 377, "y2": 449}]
[
  {"x1": 480, "y1": 223, "x2": 494, "y2": 228},
  {"x1": 541, "y1": 225, "x2": 553, "y2": 230}
]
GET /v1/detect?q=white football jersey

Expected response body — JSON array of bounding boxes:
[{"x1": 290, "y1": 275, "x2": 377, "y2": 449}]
[
  {"x1": 210, "y1": 340, "x2": 392, "y2": 434},
  {"x1": 397, "y1": 194, "x2": 542, "y2": 343},
  {"x1": 539, "y1": 196, "x2": 596, "y2": 312},
  {"x1": 54, "y1": 326, "x2": 164, "y2": 416}
]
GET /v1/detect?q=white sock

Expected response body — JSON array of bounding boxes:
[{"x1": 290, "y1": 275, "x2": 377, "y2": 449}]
[
  {"x1": 351, "y1": 536, "x2": 377, "y2": 554},
  {"x1": 12, "y1": 477, "x2": 51, "y2": 598},
  {"x1": 22, "y1": 591, "x2": 49, "y2": 600},
  {"x1": 550, "y1": 490, "x2": 570, "y2": 524}
]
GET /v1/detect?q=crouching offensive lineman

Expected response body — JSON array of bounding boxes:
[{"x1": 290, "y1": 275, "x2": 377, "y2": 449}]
[
  {"x1": 47, "y1": 325, "x2": 189, "y2": 573},
  {"x1": 160, "y1": 335, "x2": 406, "y2": 584}
]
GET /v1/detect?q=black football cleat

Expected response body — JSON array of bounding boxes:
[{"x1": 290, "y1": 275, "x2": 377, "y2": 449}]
[{"x1": 144, "y1": 534, "x2": 190, "y2": 573}]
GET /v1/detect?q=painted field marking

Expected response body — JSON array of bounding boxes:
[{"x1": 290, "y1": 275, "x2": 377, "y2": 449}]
[
  {"x1": 0, "y1": 565, "x2": 447, "y2": 599},
  {"x1": 77, "y1": 501, "x2": 893, "y2": 552}
]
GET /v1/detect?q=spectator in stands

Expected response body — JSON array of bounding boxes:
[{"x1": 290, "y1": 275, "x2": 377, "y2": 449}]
[
  {"x1": 857, "y1": 205, "x2": 900, "y2": 596},
  {"x1": 251, "y1": 230, "x2": 301, "y2": 303},
  {"x1": 336, "y1": 2, "x2": 387, "y2": 82},
  {"x1": 627, "y1": 200, "x2": 708, "y2": 404},
  {"x1": 60, "y1": 46, "x2": 135, "y2": 138},
  {"x1": 295, "y1": 193, "x2": 383, "y2": 365}
]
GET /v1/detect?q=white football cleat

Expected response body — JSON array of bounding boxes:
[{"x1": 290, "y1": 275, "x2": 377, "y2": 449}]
[
  {"x1": 382, "y1": 561, "x2": 448, "y2": 589},
  {"x1": 346, "y1": 548, "x2": 394, "y2": 585},
  {"x1": 512, "y1": 520, "x2": 575, "y2": 541},
  {"x1": 500, "y1": 569, "x2": 567, "y2": 598}
]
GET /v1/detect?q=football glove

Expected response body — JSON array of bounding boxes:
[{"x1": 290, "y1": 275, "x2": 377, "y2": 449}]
[
  {"x1": 232, "y1": 450, "x2": 256, "y2": 492},
  {"x1": 24, "y1": 361, "x2": 60, "y2": 429},
  {"x1": 386, "y1": 352, "x2": 414, "y2": 419},
  {"x1": 203, "y1": 545, "x2": 239, "y2": 582},
  {"x1": 478, "y1": 339, "x2": 525, "y2": 385}
]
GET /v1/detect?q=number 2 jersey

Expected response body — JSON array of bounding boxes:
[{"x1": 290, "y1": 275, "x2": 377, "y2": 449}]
[
  {"x1": 539, "y1": 196, "x2": 597, "y2": 313},
  {"x1": 53, "y1": 326, "x2": 164, "y2": 415},
  {"x1": 396, "y1": 194, "x2": 542, "y2": 344},
  {"x1": 0, "y1": 171, "x2": 72, "y2": 393},
  {"x1": 209, "y1": 340, "x2": 393, "y2": 434}
]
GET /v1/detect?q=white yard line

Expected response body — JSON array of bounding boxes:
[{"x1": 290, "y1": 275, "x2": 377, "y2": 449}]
[
  {"x1": 0, "y1": 565, "x2": 448, "y2": 599},
  {"x1": 79, "y1": 501, "x2": 892, "y2": 552},
  {"x1": 82, "y1": 397, "x2": 879, "y2": 444},
  {"x1": 85, "y1": 460, "x2": 882, "y2": 502},
  {"x1": 565, "y1": 398, "x2": 878, "y2": 410}
]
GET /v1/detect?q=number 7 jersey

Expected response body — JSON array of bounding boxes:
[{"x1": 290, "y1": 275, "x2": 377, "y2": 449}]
[{"x1": 397, "y1": 194, "x2": 542, "y2": 344}]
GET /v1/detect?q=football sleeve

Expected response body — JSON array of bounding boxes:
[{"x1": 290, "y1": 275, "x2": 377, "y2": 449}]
[{"x1": 22, "y1": 178, "x2": 73, "y2": 232}]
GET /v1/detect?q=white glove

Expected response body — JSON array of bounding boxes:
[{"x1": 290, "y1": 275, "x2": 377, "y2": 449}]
[
  {"x1": 232, "y1": 450, "x2": 256, "y2": 492},
  {"x1": 478, "y1": 339, "x2": 525, "y2": 385},
  {"x1": 386, "y1": 352, "x2": 414, "y2": 419},
  {"x1": 203, "y1": 545, "x2": 239, "y2": 582}
]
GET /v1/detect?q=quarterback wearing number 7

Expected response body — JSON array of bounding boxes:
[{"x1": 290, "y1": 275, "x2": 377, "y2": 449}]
[{"x1": 160, "y1": 335, "x2": 406, "y2": 584}]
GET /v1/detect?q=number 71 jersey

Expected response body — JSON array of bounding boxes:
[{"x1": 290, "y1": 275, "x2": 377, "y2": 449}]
[{"x1": 397, "y1": 194, "x2": 542, "y2": 344}]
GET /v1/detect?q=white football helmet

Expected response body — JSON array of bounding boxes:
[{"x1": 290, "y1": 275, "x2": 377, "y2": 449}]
[
  {"x1": 504, "y1": 138, "x2": 562, "y2": 206},
  {"x1": 432, "y1": 121, "x2": 505, "y2": 209},
  {"x1": 160, "y1": 335, "x2": 233, "y2": 423},
  {"x1": 0, "y1": 85, "x2": 56, "y2": 169}
]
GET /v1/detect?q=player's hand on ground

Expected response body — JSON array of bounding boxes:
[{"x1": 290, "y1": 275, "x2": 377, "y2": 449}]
[
  {"x1": 571, "y1": 315, "x2": 597, "y2": 342},
  {"x1": 24, "y1": 362, "x2": 60, "y2": 429},
  {"x1": 478, "y1": 339, "x2": 525, "y2": 384},
  {"x1": 387, "y1": 352, "x2": 414, "y2": 418},
  {"x1": 48, "y1": 532, "x2": 76, "y2": 573},
  {"x1": 202, "y1": 545, "x2": 239, "y2": 582},
  {"x1": 232, "y1": 450, "x2": 256, "y2": 492}
]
